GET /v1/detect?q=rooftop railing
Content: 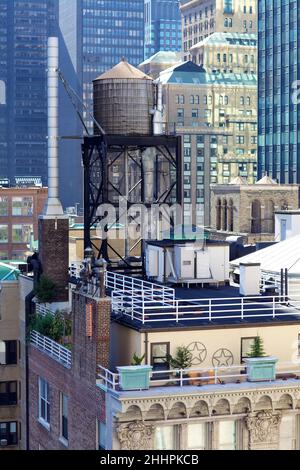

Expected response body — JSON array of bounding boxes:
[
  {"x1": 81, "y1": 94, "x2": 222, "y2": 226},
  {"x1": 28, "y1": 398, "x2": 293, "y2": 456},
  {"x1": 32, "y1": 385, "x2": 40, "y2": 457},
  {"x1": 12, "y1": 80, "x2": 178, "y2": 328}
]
[
  {"x1": 111, "y1": 291, "x2": 300, "y2": 325},
  {"x1": 97, "y1": 362, "x2": 300, "y2": 392},
  {"x1": 30, "y1": 330, "x2": 72, "y2": 369},
  {"x1": 69, "y1": 263, "x2": 175, "y2": 302}
]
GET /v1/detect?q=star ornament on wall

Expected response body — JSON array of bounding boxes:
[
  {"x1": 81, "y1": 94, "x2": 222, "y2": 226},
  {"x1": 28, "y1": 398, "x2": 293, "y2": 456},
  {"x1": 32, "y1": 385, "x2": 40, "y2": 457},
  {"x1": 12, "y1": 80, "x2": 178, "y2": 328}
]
[
  {"x1": 212, "y1": 349, "x2": 234, "y2": 367},
  {"x1": 187, "y1": 342, "x2": 207, "y2": 365}
]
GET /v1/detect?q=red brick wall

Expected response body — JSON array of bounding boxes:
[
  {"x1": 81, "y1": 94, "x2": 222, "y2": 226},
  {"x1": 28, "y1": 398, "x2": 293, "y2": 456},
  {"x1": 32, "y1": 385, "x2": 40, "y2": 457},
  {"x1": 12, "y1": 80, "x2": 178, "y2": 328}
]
[
  {"x1": 38, "y1": 217, "x2": 69, "y2": 301},
  {"x1": 28, "y1": 292, "x2": 111, "y2": 450}
]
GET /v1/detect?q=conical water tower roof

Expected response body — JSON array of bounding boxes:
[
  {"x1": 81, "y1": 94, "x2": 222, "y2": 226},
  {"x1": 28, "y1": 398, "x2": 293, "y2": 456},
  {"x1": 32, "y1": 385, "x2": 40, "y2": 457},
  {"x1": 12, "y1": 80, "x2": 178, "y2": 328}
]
[{"x1": 94, "y1": 59, "x2": 152, "y2": 81}]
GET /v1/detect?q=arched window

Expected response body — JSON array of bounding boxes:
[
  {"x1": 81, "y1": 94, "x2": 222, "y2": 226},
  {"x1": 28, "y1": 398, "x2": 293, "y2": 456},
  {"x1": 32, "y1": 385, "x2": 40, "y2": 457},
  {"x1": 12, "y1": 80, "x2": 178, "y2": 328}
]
[
  {"x1": 216, "y1": 199, "x2": 222, "y2": 230},
  {"x1": 264, "y1": 200, "x2": 275, "y2": 233},
  {"x1": 228, "y1": 199, "x2": 234, "y2": 231},
  {"x1": 223, "y1": 200, "x2": 228, "y2": 231},
  {"x1": 251, "y1": 200, "x2": 262, "y2": 233}
]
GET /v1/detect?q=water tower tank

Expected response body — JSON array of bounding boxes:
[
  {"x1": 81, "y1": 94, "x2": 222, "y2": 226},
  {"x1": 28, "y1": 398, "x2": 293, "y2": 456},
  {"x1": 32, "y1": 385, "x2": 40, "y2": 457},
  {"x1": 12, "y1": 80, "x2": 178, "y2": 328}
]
[{"x1": 93, "y1": 59, "x2": 155, "y2": 136}]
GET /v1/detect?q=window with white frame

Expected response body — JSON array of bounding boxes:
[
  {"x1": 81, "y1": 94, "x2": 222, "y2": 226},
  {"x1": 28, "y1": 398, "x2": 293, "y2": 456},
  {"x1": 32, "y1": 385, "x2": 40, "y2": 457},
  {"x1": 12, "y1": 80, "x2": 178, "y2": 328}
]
[
  {"x1": 60, "y1": 393, "x2": 68, "y2": 443},
  {"x1": 38, "y1": 378, "x2": 50, "y2": 427}
]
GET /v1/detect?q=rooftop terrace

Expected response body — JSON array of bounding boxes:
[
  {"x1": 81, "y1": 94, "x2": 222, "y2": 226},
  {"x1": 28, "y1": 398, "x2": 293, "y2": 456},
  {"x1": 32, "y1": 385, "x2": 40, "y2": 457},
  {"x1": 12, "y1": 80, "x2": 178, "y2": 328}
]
[{"x1": 69, "y1": 266, "x2": 300, "y2": 330}]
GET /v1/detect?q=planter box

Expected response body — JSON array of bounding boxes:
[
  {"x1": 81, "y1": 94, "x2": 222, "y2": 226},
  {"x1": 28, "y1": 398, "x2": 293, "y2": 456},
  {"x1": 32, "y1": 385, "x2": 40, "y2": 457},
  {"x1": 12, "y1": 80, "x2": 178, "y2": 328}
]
[
  {"x1": 244, "y1": 357, "x2": 278, "y2": 382},
  {"x1": 117, "y1": 366, "x2": 153, "y2": 391}
]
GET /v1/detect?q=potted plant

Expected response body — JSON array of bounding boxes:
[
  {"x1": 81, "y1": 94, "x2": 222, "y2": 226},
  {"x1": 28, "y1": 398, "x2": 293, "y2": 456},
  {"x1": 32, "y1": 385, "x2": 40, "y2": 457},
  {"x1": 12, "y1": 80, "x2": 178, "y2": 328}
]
[
  {"x1": 117, "y1": 354, "x2": 153, "y2": 391},
  {"x1": 244, "y1": 336, "x2": 278, "y2": 382},
  {"x1": 167, "y1": 346, "x2": 193, "y2": 385}
]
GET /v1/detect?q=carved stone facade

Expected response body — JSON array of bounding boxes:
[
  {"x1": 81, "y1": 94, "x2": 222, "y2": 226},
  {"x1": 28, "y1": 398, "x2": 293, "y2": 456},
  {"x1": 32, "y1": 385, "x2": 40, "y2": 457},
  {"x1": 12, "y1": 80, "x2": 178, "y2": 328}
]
[
  {"x1": 210, "y1": 178, "x2": 299, "y2": 243},
  {"x1": 108, "y1": 383, "x2": 300, "y2": 450},
  {"x1": 117, "y1": 421, "x2": 155, "y2": 450},
  {"x1": 246, "y1": 411, "x2": 282, "y2": 450}
]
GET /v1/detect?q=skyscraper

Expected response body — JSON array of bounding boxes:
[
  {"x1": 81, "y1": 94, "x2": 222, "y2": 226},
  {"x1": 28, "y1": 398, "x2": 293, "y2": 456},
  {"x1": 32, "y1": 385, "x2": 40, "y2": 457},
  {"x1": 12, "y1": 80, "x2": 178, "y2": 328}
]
[
  {"x1": 58, "y1": 0, "x2": 145, "y2": 207},
  {"x1": 0, "y1": 0, "x2": 58, "y2": 185},
  {"x1": 144, "y1": 0, "x2": 182, "y2": 59},
  {"x1": 258, "y1": 0, "x2": 300, "y2": 185}
]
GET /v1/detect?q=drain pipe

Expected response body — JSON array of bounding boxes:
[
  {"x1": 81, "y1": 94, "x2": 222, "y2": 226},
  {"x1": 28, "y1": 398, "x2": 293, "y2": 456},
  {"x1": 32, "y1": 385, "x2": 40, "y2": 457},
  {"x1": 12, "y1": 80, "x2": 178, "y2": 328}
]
[{"x1": 25, "y1": 289, "x2": 35, "y2": 450}]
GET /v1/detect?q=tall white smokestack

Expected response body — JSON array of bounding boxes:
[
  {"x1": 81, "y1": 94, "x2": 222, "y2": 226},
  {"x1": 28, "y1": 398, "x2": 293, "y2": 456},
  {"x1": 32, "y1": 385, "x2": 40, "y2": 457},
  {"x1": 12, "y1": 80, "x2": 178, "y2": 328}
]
[
  {"x1": 44, "y1": 37, "x2": 63, "y2": 216},
  {"x1": 153, "y1": 81, "x2": 164, "y2": 135}
]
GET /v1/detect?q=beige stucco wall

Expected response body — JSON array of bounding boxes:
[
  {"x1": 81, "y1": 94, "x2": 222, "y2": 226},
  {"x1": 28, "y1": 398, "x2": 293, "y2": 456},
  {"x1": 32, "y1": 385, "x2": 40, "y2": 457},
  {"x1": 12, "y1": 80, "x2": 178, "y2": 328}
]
[{"x1": 111, "y1": 321, "x2": 300, "y2": 369}]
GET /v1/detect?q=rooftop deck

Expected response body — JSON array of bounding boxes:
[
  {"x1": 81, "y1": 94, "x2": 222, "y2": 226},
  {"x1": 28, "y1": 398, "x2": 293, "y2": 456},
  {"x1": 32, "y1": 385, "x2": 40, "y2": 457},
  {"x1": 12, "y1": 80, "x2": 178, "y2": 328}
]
[
  {"x1": 98, "y1": 362, "x2": 300, "y2": 398},
  {"x1": 111, "y1": 284, "x2": 300, "y2": 330},
  {"x1": 69, "y1": 266, "x2": 300, "y2": 330}
]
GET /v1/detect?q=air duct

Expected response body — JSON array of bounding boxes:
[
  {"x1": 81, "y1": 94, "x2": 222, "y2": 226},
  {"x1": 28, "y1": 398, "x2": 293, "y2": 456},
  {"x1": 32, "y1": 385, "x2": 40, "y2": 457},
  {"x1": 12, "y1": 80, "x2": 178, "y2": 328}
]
[{"x1": 44, "y1": 37, "x2": 63, "y2": 216}]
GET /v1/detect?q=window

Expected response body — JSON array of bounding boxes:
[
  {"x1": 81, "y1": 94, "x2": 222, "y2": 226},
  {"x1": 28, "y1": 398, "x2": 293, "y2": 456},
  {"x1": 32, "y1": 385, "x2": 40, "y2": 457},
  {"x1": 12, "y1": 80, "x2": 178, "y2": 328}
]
[
  {"x1": 0, "y1": 382, "x2": 18, "y2": 406},
  {"x1": 0, "y1": 197, "x2": 8, "y2": 216},
  {"x1": 154, "y1": 425, "x2": 179, "y2": 450},
  {"x1": 279, "y1": 416, "x2": 297, "y2": 450},
  {"x1": 98, "y1": 421, "x2": 106, "y2": 450},
  {"x1": 187, "y1": 423, "x2": 207, "y2": 450},
  {"x1": 12, "y1": 197, "x2": 33, "y2": 216},
  {"x1": 218, "y1": 420, "x2": 236, "y2": 450},
  {"x1": 0, "y1": 422, "x2": 18, "y2": 446},
  {"x1": 151, "y1": 343, "x2": 170, "y2": 372},
  {"x1": 0, "y1": 341, "x2": 17, "y2": 365},
  {"x1": 60, "y1": 393, "x2": 68, "y2": 443},
  {"x1": 39, "y1": 378, "x2": 50, "y2": 427},
  {"x1": 192, "y1": 109, "x2": 199, "y2": 118},
  {"x1": 241, "y1": 337, "x2": 256, "y2": 363},
  {"x1": 0, "y1": 225, "x2": 8, "y2": 243},
  {"x1": 12, "y1": 224, "x2": 33, "y2": 244}
]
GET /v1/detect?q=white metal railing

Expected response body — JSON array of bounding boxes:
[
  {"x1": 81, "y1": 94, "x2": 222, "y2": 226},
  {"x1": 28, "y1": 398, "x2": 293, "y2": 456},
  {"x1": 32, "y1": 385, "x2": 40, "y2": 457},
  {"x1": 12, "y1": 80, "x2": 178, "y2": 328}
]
[
  {"x1": 105, "y1": 271, "x2": 175, "y2": 303},
  {"x1": 69, "y1": 263, "x2": 175, "y2": 302},
  {"x1": 111, "y1": 292, "x2": 300, "y2": 324},
  {"x1": 35, "y1": 302, "x2": 56, "y2": 317},
  {"x1": 30, "y1": 330, "x2": 72, "y2": 369},
  {"x1": 97, "y1": 362, "x2": 300, "y2": 392}
]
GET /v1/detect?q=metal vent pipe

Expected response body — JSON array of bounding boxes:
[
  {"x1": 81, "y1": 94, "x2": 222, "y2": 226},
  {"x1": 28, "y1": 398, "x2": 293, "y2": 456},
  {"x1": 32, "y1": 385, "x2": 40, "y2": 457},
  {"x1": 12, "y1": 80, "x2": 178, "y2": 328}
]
[{"x1": 44, "y1": 37, "x2": 63, "y2": 216}]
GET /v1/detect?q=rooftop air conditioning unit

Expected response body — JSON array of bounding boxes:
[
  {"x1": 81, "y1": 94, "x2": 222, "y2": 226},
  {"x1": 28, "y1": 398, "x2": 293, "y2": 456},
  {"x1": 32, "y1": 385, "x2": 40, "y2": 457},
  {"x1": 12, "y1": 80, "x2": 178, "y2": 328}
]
[{"x1": 0, "y1": 439, "x2": 8, "y2": 446}]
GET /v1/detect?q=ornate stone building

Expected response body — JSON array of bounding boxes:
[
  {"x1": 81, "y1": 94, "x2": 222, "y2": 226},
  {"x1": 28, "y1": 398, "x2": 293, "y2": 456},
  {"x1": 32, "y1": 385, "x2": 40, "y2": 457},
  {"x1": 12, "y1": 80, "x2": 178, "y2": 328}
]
[
  {"x1": 157, "y1": 61, "x2": 257, "y2": 225},
  {"x1": 190, "y1": 32, "x2": 257, "y2": 74},
  {"x1": 210, "y1": 176, "x2": 299, "y2": 243},
  {"x1": 106, "y1": 382, "x2": 300, "y2": 450},
  {"x1": 181, "y1": 0, "x2": 257, "y2": 61}
]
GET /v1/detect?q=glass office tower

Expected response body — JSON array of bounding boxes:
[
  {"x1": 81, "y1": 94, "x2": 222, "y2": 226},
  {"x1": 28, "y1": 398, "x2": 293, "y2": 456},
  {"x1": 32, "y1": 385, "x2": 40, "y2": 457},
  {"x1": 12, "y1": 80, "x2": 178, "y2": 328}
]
[
  {"x1": 0, "y1": 0, "x2": 58, "y2": 184},
  {"x1": 59, "y1": 0, "x2": 145, "y2": 207},
  {"x1": 144, "y1": 0, "x2": 181, "y2": 59},
  {"x1": 258, "y1": 0, "x2": 300, "y2": 184}
]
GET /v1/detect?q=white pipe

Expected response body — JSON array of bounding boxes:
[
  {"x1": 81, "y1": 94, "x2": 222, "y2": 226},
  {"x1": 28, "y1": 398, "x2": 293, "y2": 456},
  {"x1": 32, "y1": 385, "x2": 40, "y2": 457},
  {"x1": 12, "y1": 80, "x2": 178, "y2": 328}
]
[
  {"x1": 153, "y1": 81, "x2": 163, "y2": 135},
  {"x1": 44, "y1": 36, "x2": 63, "y2": 216}
]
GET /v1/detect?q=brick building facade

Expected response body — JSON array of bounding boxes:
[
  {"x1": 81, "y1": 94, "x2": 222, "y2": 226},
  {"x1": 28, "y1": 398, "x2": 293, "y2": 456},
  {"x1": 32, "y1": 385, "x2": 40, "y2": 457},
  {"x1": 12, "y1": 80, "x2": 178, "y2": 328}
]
[
  {"x1": 0, "y1": 187, "x2": 47, "y2": 261},
  {"x1": 28, "y1": 292, "x2": 111, "y2": 450}
]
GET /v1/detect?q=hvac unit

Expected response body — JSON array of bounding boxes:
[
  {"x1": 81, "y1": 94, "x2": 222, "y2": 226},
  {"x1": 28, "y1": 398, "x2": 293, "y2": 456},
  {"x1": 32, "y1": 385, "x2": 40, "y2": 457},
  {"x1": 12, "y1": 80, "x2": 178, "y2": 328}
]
[
  {"x1": 0, "y1": 439, "x2": 8, "y2": 447},
  {"x1": 146, "y1": 248, "x2": 159, "y2": 277},
  {"x1": 174, "y1": 246, "x2": 195, "y2": 280},
  {"x1": 196, "y1": 251, "x2": 211, "y2": 279}
]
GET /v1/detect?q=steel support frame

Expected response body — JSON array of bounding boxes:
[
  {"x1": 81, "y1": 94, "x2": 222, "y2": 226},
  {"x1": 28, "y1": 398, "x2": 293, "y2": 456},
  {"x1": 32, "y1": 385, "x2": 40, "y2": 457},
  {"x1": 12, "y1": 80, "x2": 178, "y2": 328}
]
[{"x1": 82, "y1": 134, "x2": 182, "y2": 269}]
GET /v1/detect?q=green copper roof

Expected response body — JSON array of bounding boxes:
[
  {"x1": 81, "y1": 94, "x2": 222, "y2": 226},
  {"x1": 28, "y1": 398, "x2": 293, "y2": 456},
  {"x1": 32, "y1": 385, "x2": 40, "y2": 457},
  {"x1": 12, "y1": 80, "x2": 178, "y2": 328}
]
[
  {"x1": 191, "y1": 32, "x2": 257, "y2": 50},
  {"x1": 158, "y1": 61, "x2": 257, "y2": 86}
]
